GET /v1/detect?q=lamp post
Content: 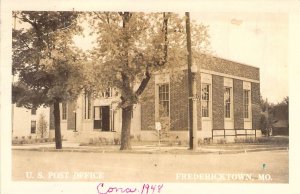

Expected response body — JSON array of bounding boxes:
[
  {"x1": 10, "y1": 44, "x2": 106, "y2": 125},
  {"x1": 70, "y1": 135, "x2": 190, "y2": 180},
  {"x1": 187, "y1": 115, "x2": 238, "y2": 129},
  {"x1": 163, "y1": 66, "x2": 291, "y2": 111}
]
[{"x1": 73, "y1": 110, "x2": 77, "y2": 132}]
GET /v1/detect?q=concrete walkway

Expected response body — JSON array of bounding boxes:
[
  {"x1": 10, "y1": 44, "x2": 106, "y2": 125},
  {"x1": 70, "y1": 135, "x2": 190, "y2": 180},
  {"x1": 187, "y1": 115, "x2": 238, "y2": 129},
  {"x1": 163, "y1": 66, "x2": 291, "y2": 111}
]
[{"x1": 12, "y1": 141, "x2": 288, "y2": 155}]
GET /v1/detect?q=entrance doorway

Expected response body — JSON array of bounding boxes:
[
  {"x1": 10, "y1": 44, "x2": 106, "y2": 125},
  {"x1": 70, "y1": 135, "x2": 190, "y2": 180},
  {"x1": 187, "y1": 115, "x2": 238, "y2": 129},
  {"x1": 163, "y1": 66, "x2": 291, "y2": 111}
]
[{"x1": 93, "y1": 106, "x2": 110, "y2": 131}]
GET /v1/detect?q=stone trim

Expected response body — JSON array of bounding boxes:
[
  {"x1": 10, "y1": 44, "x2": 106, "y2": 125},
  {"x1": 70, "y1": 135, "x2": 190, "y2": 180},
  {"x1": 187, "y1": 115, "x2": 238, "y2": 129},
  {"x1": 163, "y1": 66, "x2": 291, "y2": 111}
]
[{"x1": 200, "y1": 69, "x2": 260, "y2": 83}]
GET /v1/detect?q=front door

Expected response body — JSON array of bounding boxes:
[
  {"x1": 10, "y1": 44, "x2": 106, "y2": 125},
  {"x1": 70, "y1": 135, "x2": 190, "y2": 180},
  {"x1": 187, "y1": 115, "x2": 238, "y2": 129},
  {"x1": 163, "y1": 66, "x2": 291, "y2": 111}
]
[{"x1": 93, "y1": 106, "x2": 110, "y2": 131}]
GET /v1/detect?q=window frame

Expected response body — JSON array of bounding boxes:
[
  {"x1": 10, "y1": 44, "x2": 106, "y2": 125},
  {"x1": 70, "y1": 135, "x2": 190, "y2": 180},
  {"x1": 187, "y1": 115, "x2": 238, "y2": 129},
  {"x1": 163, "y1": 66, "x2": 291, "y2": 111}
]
[
  {"x1": 243, "y1": 89, "x2": 250, "y2": 119},
  {"x1": 201, "y1": 83, "x2": 211, "y2": 118},
  {"x1": 30, "y1": 120, "x2": 36, "y2": 134},
  {"x1": 101, "y1": 87, "x2": 113, "y2": 98},
  {"x1": 62, "y1": 102, "x2": 67, "y2": 120},
  {"x1": 224, "y1": 86, "x2": 232, "y2": 119},
  {"x1": 158, "y1": 83, "x2": 170, "y2": 118},
  {"x1": 84, "y1": 92, "x2": 91, "y2": 120}
]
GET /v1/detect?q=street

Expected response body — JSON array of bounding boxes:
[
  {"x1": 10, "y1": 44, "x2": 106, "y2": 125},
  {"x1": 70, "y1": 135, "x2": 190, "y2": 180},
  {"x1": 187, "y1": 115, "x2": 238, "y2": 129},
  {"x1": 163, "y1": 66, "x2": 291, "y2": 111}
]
[{"x1": 12, "y1": 150, "x2": 288, "y2": 183}]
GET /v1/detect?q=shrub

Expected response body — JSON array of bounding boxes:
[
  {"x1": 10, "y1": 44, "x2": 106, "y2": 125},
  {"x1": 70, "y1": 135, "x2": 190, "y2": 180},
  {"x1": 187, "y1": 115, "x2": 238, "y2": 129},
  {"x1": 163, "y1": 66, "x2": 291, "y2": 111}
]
[
  {"x1": 114, "y1": 138, "x2": 120, "y2": 145},
  {"x1": 137, "y1": 134, "x2": 141, "y2": 142},
  {"x1": 37, "y1": 113, "x2": 48, "y2": 139},
  {"x1": 217, "y1": 138, "x2": 227, "y2": 144}
]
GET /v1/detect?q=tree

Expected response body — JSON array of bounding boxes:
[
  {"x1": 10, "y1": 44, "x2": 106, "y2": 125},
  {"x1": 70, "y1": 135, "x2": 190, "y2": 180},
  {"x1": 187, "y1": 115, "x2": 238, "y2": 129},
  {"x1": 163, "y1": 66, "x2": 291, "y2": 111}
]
[
  {"x1": 37, "y1": 113, "x2": 48, "y2": 139},
  {"x1": 88, "y1": 12, "x2": 210, "y2": 150},
  {"x1": 12, "y1": 11, "x2": 84, "y2": 149}
]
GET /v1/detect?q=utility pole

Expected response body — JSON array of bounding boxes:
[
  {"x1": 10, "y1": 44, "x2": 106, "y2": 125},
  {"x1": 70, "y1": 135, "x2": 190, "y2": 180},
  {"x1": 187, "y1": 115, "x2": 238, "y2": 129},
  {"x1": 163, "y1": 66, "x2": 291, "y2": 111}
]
[
  {"x1": 185, "y1": 12, "x2": 198, "y2": 150},
  {"x1": 12, "y1": 12, "x2": 17, "y2": 137}
]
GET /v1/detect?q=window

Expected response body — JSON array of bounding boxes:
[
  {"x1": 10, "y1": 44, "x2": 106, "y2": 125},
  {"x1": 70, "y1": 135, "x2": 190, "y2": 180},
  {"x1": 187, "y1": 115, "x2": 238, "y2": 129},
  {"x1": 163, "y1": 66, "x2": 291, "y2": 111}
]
[
  {"x1": 243, "y1": 90, "x2": 250, "y2": 118},
  {"x1": 201, "y1": 84, "x2": 210, "y2": 117},
  {"x1": 84, "y1": 92, "x2": 91, "y2": 119},
  {"x1": 31, "y1": 121, "x2": 36, "y2": 134},
  {"x1": 158, "y1": 84, "x2": 169, "y2": 117},
  {"x1": 31, "y1": 108, "x2": 36, "y2": 115},
  {"x1": 102, "y1": 88, "x2": 112, "y2": 98},
  {"x1": 62, "y1": 102, "x2": 67, "y2": 120},
  {"x1": 224, "y1": 87, "x2": 231, "y2": 118}
]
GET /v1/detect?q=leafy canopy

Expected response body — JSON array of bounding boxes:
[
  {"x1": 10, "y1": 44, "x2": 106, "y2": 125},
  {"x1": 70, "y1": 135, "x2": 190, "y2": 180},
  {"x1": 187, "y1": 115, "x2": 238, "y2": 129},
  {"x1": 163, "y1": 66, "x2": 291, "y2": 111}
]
[
  {"x1": 87, "y1": 12, "x2": 210, "y2": 106},
  {"x1": 12, "y1": 11, "x2": 84, "y2": 108}
]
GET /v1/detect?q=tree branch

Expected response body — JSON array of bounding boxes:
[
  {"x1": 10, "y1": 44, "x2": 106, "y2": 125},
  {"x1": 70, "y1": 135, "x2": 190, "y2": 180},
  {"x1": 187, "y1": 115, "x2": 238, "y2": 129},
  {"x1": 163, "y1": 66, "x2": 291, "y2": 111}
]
[
  {"x1": 135, "y1": 12, "x2": 169, "y2": 98},
  {"x1": 155, "y1": 12, "x2": 169, "y2": 67},
  {"x1": 135, "y1": 67, "x2": 150, "y2": 97}
]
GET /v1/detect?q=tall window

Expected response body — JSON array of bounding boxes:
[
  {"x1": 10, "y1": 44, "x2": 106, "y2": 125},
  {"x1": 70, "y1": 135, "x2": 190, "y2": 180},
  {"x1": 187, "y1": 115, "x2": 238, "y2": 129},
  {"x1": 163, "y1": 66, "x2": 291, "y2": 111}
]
[
  {"x1": 201, "y1": 84, "x2": 210, "y2": 117},
  {"x1": 62, "y1": 102, "x2": 67, "y2": 120},
  {"x1": 84, "y1": 92, "x2": 91, "y2": 119},
  {"x1": 224, "y1": 87, "x2": 231, "y2": 118},
  {"x1": 31, "y1": 121, "x2": 36, "y2": 133},
  {"x1": 243, "y1": 90, "x2": 250, "y2": 118},
  {"x1": 158, "y1": 84, "x2": 169, "y2": 117}
]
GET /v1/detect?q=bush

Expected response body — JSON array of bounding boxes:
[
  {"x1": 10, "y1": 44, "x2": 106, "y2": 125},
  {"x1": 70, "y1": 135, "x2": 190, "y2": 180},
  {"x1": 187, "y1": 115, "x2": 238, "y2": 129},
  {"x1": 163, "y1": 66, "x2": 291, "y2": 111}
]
[
  {"x1": 114, "y1": 138, "x2": 120, "y2": 145},
  {"x1": 37, "y1": 113, "x2": 48, "y2": 139},
  {"x1": 217, "y1": 138, "x2": 227, "y2": 144}
]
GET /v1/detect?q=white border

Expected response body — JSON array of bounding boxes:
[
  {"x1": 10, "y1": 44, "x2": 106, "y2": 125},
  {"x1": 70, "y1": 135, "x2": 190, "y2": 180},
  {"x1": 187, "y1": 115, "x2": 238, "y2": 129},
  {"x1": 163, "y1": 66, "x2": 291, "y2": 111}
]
[{"x1": 1, "y1": 1, "x2": 300, "y2": 194}]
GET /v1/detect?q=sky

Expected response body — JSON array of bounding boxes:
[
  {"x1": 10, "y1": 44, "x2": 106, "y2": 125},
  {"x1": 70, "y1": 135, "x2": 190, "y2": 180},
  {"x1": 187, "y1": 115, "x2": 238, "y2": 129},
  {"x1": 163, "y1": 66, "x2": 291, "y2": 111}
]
[
  {"x1": 192, "y1": 12, "x2": 288, "y2": 103},
  {"x1": 74, "y1": 12, "x2": 289, "y2": 104}
]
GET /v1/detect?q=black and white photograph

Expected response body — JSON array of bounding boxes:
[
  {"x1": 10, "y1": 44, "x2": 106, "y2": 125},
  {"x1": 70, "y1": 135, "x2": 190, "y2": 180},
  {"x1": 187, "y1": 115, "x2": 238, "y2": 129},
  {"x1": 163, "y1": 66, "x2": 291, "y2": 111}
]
[{"x1": 1, "y1": 1, "x2": 299, "y2": 194}]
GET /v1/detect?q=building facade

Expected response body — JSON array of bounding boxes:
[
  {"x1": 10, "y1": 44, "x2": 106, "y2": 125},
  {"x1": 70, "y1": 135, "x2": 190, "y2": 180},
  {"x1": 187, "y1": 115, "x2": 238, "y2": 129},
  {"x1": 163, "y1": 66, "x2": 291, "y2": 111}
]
[
  {"x1": 12, "y1": 105, "x2": 50, "y2": 139},
  {"x1": 49, "y1": 57, "x2": 261, "y2": 143}
]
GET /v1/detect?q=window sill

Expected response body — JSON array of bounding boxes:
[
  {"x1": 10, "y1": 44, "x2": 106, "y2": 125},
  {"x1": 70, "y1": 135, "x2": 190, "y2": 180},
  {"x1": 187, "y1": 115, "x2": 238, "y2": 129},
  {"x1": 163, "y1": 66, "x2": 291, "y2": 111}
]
[
  {"x1": 93, "y1": 129, "x2": 115, "y2": 132},
  {"x1": 202, "y1": 117, "x2": 211, "y2": 121}
]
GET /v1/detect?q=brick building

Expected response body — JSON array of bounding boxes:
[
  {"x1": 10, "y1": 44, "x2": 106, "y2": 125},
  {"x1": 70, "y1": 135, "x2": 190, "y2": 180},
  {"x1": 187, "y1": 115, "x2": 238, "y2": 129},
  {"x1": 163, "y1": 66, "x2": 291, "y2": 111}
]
[{"x1": 49, "y1": 56, "x2": 261, "y2": 143}]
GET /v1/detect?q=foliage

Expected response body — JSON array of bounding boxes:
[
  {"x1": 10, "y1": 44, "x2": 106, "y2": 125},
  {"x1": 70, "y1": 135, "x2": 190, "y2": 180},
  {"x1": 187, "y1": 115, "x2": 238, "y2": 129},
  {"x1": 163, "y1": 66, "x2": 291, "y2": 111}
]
[
  {"x1": 260, "y1": 96, "x2": 289, "y2": 135},
  {"x1": 87, "y1": 12, "x2": 210, "y2": 106},
  {"x1": 12, "y1": 11, "x2": 84, "y2": 107},
  {"x1": 37, "y1": 113, "x2": 48, "y2": 138},
  {"x1": 85, "y1": 12, "x2": 210, "y2": 149},
  {"x1": 12, "y1": 11, "x2": 84, "y2": 149}
]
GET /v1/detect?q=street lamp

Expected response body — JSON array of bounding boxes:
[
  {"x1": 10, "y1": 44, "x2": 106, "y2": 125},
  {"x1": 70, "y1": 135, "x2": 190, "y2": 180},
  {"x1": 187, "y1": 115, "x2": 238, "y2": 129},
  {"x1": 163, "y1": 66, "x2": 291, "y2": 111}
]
[{"x1": 191, "y1": 64, "x2": 198, "y2": 150}]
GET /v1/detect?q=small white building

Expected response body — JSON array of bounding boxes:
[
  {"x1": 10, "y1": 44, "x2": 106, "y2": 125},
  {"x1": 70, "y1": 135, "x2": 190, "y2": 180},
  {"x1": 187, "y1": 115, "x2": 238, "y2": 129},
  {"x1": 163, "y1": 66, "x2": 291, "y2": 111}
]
[{"x1": 12, "y1": 105, "x2": 50, "y2": 139}]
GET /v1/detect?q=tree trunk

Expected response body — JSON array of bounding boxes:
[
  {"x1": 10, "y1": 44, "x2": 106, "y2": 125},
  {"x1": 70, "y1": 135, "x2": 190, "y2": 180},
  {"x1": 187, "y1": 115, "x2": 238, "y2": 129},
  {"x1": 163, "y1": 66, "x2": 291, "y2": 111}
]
[
  {"x1": 53, "y1": 101, "x2": 62, "y2": 149},
  {"x1": 120, "y1": 105, "x2": 133, "y2": 150}
]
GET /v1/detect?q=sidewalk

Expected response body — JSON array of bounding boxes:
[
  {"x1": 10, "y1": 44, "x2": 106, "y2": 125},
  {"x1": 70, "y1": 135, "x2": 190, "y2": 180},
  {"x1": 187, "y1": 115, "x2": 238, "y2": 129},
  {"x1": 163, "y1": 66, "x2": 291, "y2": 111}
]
[{"x1": 12, "y1": 141, "x2": 289, "y2": 155}]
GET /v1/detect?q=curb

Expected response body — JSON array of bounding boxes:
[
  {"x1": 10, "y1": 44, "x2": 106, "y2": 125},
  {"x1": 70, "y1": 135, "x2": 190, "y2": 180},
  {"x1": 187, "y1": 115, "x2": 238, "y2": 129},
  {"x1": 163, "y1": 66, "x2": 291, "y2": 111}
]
[{"x1": 12, "y1": 146, "x2": 289, "y2": 155}]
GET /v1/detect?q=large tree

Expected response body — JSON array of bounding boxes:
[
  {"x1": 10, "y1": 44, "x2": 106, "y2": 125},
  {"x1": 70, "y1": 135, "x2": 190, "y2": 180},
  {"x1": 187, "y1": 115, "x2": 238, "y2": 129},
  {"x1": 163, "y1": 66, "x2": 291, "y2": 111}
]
[
  {"x1": 88, "y1": 12, "x2": 210, "y2": 150},
  {"x1": 12, "y1": 11, "x2": 84, "y2": 149}
]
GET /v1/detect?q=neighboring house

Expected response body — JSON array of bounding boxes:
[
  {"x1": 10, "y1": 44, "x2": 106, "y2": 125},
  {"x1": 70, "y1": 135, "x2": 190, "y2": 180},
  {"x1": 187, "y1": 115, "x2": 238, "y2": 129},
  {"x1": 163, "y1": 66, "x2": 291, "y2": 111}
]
[
  {"x1": 49, "y1": 56, "x2": 261, "y2": 143},
  {"x1": 12, "y1": 105, "x2": 50, "y2": 139}
]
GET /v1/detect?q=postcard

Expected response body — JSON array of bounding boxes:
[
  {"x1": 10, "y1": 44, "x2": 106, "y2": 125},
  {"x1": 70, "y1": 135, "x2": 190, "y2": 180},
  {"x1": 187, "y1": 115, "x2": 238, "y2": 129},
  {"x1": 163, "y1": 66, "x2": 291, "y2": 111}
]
[{"x1": 1, "y1": 0, "x2": 299, "y2": 194}]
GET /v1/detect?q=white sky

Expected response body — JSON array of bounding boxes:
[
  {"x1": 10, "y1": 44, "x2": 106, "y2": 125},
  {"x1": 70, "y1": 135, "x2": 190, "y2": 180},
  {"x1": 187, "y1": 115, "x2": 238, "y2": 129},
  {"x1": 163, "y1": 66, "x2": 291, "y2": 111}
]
[
  {"x1": 192, "y1": 12, "x2": 288, "y2": 103},
  {"x1": 74, "y1": 12, "x2": 288, "y2": 103}
]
